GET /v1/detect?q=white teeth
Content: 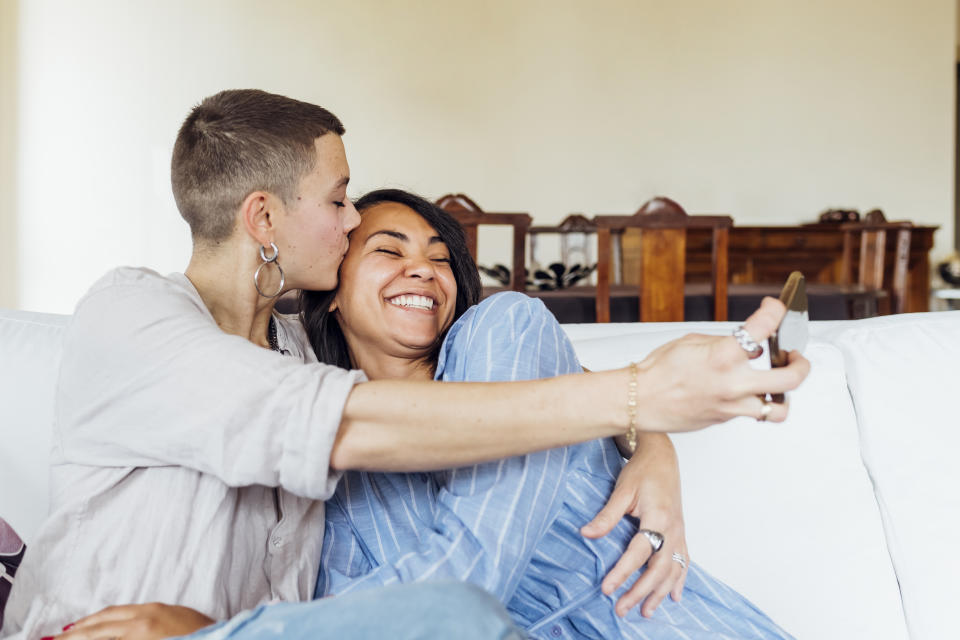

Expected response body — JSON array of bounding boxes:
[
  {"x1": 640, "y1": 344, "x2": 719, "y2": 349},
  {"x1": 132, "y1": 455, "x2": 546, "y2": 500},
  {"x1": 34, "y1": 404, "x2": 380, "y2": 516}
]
[{"x1": 388, "y1": 294, "x2": 435, "y2": 310}]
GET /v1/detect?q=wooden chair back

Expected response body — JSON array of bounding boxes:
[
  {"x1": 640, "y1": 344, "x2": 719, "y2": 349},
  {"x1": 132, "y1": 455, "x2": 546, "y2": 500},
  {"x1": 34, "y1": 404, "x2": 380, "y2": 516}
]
[
  {"x1": 840, "y1": 212, "x2": 912, "y2": 315},
  {"x1": 435, "y1": 193, "x2": 531, "y2": 291},
  {"x1": 592, "y1": 197, "x2": 732, "y2": 323}
]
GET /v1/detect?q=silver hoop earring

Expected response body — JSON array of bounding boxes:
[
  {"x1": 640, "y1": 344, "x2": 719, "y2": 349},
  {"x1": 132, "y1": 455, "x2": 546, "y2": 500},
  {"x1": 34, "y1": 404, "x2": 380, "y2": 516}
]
[{"x1": 254, "y1": 242, "x2": 285, "y2": 298}]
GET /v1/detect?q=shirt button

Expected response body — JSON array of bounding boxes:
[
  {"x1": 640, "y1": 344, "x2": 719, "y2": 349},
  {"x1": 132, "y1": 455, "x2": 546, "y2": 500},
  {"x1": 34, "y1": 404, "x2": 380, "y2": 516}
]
[
  {"x1": 551, "y1": 626, "x2": 563, "y2": 637},
  {"x1": 272, "y1": 536, "x2": 283, "y2": 548}
]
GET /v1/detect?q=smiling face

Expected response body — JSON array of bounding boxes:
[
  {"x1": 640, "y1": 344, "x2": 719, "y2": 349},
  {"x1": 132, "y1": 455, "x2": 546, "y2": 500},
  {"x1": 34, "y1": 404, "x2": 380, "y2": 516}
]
[{"x1": 332, "y1": 201, "x2": 458, "y2": 370}]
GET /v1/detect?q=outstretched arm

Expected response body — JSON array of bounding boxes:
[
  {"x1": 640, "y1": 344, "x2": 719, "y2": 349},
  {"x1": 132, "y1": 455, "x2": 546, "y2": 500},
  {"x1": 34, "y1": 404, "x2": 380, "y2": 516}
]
[{"x1": 333, "y1": 297, "x2": 807, "y2": 472}]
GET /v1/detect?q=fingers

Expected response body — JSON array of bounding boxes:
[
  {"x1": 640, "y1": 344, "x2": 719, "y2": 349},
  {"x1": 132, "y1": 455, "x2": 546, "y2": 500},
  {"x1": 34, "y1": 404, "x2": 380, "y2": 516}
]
[
  {"x1": 602, "y1": 532, "x2": 654, "y2": 596},
  {"x1": 57, "y1": 620, "x2": 134, "y2": 640},
  {"x1": 639, "y1": 561, "x2": 681, "y2": 618},
  {"x1": 614, "y1": 551, "x2": 681, "y2": 617},
  {"x1": 582, "y1": 484, "x2": 634, "y2": 539},
  {"x1": 56, "y1": 604, "x2": 162, "y2": 639},
  {"x1": 743, "y1": 351, "x2": 810, "y2": 396},
  {"x1": 729, "y1": 395, "x2": 790, "y2": 423},
  {"x1": 68, "y1": 605, "x2": 143, "y2": 629},
  {"x1": 740, "y1": 297, "x2": 786, "y2": 343},
  {"x1": 670, "y1": 556, "x2": 687, "y2": 602}
]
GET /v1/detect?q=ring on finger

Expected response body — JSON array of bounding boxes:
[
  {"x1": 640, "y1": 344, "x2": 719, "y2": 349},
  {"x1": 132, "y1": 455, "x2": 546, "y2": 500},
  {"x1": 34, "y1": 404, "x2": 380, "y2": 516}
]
[
  {"x1": 757, "y1": 396, "x2": 773, "y2": 422},
  {"x1": 638, "y1": 529, "x2": 664, "y2": 553},
  {"x1": 732, "y1": 326, "x2": 763, "y2": 358},
  {"x1": 671, "y1": 552, "x2": 687, "y2": 569}
]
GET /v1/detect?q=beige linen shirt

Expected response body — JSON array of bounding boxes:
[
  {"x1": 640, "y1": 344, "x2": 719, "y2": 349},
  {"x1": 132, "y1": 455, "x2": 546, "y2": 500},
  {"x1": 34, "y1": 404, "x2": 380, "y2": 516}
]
[{"x1": 2, "y1": 268, "x2": 365, "y2": 639}]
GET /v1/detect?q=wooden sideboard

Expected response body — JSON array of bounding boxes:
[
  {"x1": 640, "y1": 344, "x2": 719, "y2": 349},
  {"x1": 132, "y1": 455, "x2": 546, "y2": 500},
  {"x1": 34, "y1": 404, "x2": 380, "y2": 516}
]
[{"x1": 620, "y1": 224, "x2": 938, "y2": 313}]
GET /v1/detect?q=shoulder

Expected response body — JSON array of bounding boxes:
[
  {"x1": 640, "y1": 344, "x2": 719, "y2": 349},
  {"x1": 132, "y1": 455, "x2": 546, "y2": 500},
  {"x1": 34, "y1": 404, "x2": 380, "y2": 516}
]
[
  {"x1": 76, "y1": 267, "x2": 205, "y2": 317},
  {"x1": 440, "y1": 292, "x2": 560, "y2": 357},
  {"x1": 65, "y1": 268, "x2": 213, "y2": 358},
  {"x1": 460, "y1": 291, "x2": 554, "y2": 331}
]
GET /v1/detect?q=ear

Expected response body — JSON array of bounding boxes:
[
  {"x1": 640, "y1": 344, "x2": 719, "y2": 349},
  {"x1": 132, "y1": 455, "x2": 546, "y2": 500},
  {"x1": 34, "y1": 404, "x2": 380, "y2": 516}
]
[
  {"x1": 239, "y1": 191, "x2": 279, "y2": 246},
  {"x1": 328, "y1": 297, "x2": 339, "y2": 313}
]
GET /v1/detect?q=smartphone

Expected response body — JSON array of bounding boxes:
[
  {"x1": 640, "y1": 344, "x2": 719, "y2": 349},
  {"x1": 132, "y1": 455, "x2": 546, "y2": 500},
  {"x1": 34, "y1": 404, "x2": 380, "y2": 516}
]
[{"x1": 768, "y1": 271, "x2": 809, "y2": 402}]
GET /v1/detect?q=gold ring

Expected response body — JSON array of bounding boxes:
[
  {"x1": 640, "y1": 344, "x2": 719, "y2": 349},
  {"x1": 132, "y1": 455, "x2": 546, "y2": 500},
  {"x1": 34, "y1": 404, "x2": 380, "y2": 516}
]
[{"x1": 758, "y1": 398, "x2": 773, "y2": 422}]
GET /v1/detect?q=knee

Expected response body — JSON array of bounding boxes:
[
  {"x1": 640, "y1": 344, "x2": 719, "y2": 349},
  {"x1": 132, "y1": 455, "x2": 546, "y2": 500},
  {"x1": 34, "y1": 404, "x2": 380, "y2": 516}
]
[{"x1": 416, "y1": 582, "x2": 520, "y2": 640}]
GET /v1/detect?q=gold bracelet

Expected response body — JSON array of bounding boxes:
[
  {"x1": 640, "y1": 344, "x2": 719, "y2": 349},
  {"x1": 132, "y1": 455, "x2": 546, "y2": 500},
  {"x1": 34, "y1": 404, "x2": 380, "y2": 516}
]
[{"x1": 626, "y1": 361, "x2": 638, "y2": 453}]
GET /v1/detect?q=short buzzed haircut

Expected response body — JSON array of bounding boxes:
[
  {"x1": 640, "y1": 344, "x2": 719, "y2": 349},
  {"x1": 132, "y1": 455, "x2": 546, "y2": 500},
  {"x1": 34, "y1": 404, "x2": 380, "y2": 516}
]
[{"x1": 171, "y1": 89, "x2": 345, "y2": 242}]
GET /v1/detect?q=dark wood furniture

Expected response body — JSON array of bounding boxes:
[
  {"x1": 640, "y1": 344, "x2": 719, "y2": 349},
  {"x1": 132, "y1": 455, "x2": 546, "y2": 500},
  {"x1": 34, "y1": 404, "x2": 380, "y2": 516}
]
[
  {"x1": 481, "y1": 283, "x2": 883, "y2": 322},
  {"x1": 593, "y1": 197, "x2": 732, "y2": 323},
  {"x1": 841, "y1": 216, "x2": 912, "y2": 315},
  {"x1": 650, "y1": 225, "x2": 938, "y2": 313},
  {"x1": 435, "y1": 193, "x2": 531, "y2": 292}
]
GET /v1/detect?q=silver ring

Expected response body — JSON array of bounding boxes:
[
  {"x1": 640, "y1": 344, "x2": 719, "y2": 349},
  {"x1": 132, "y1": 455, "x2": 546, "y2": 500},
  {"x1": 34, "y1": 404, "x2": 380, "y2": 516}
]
[
  {"x1": 671, "y1": 552, "x2": 687, "y2": 569},
  {"x1": 733, "y1": 326, "x2": 763, "y2": 358},
  {"x1": 639, "y1": 529, "x2": 664, "y2": 553},
  {"x1": 758, "y1": 397, "x2": 773, "y2": 422}
]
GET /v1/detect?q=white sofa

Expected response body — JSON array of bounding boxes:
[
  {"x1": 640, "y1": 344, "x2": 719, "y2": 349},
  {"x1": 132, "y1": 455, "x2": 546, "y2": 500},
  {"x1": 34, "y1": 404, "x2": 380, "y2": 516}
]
[{"x1": 1, "y1": 308, "x2": 958, "y2": 640}]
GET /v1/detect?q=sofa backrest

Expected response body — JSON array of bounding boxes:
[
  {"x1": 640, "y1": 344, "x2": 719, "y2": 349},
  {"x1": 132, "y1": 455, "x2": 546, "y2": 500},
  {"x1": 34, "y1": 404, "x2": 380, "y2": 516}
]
[
  {"x1": 0, "y1": 309, "x2": 68, "y2": 541},
  {"x1": 820, "y1": 311, "x2": 960, "y2": 640},
  {"x1": 4, "y1": 307, "x2": 957, "y2": 639}
]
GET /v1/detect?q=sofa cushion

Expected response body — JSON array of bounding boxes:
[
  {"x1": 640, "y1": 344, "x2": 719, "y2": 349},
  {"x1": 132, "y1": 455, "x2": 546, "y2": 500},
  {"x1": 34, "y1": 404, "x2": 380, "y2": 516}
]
[
  {"x1": 565, "y1": 324, "x2": 908, "y2": 640},
  {"x1": 826, "y1": 311, "x2": 960, "y2": 640},
  {"x1": 0, "y1": 309, "x2": 69, "y2": 542}
]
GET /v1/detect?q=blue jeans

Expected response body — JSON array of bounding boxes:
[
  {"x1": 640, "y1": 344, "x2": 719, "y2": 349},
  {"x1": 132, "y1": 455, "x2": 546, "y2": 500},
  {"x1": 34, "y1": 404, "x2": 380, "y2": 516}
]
[{"x1": 181, "y1": 581, "x2": 523, "y2": 640}]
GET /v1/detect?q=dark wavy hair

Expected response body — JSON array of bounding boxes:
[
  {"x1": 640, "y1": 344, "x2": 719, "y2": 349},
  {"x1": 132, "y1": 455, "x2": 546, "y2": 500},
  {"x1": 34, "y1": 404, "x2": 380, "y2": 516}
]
[{"x1": 300, "y1": 189, "x2": 482, "y2": 370}]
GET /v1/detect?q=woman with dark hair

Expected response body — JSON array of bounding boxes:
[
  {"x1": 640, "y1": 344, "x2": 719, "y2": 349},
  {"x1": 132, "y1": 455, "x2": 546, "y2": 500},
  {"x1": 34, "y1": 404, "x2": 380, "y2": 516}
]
[
  {"x1": 303, "y1": 189, "x2": 794, "y2": 639},
  {"x1": 301, "y1": 188, "x2": 483, "y2": 371}
]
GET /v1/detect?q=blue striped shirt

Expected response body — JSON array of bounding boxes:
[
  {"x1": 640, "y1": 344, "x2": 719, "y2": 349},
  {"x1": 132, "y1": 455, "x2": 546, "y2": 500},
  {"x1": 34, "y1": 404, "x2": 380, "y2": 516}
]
[{"x1": 319, "y1": 292, "x2": 791, "y2": 640}]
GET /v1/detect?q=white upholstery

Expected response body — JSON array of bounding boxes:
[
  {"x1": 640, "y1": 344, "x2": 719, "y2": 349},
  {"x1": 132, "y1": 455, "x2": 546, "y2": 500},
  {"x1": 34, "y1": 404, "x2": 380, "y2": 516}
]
[
  {"x1": 823, "y1": 313, "x2": 960, "y2": 640},
  {"x1": 0, "y1": 310, "x2": 67, "y2": 540},
  {"x1": 567, "y1": 322, "x2": 908, "y2": 639},
  {"x1": 2, "y1": 308, "x2": 958, "y2": 639}
]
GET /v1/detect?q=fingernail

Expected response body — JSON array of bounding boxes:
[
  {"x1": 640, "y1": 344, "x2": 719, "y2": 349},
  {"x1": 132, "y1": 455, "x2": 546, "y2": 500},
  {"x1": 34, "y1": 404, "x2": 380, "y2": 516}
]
[
  {"x1": 63, "y1": 624, "x2": 75, "y2": 631},
  {"x1": 41, "y1": 636, "x2": 54, "y2": 640}
]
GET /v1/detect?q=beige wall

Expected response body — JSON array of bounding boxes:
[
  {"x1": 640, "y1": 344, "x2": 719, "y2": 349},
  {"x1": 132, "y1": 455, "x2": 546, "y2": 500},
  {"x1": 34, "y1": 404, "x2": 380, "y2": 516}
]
[
  {"x1": 0, "y1": 0, "x2": 17, "y2": 309},
  {"x1": 11, "y1": 0, "x2": 958, "y2": 311}
]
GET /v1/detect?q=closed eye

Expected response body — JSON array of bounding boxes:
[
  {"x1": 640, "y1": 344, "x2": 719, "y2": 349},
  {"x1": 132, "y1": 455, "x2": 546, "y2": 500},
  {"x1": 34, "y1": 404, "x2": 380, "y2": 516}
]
[
  {"x1": 333, "y1": 201, "x2": 345, "y2": 208},
  {"x1": 375, "y1": 248, "x2": 402, "y2": 257}
]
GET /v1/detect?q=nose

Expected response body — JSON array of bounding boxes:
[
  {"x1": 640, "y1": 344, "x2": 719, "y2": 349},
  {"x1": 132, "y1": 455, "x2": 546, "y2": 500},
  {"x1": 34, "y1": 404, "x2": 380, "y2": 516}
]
[
  {"x1": 404, "y1": 254, "x2": 437, "y2": 280},
  {"x1": 343, "y1": 198, "x2": 361, "y2": 233}
]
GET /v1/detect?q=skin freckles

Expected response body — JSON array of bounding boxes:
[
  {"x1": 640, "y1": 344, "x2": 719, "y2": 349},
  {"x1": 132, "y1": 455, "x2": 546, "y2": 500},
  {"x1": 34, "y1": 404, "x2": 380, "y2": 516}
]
[{"x1": 273, "y1": 135, "x2": 360, "y2": 292}]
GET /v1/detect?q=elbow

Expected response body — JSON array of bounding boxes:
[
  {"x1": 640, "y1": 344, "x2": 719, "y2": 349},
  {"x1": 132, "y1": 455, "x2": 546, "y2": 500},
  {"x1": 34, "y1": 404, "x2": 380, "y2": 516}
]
[
  {"x1": 330, "y1": 427, "x2": 359, "y2": 472},
  {"x1": 330, "y1": 420, "x2": 376, "y2": 472}
]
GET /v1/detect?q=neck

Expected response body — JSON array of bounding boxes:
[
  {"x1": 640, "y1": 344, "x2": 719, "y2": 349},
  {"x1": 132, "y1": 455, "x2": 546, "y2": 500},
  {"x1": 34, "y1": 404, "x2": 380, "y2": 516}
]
[
  {"x1": 184, "y1": 243, "x2": 278, "y2": 349},
  {"x1": 348, "y1": 345, "x2": 436, "y2": 382}
]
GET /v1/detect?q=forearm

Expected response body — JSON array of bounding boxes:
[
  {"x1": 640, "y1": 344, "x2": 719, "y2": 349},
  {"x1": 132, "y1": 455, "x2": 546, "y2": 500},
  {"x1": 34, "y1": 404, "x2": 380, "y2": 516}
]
[
  {"x1": 333, "y1": 297, "x2": 809, "y2": 473},
  {"x1": 332, "y1": 371, "x2": 626, "y2": 472}
]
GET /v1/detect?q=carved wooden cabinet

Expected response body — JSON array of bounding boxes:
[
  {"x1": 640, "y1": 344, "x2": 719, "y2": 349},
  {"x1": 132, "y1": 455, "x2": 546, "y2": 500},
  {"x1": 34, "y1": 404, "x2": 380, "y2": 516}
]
[{"x1": 621, "y1": 225, "x2": 937, "y2": 313}]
